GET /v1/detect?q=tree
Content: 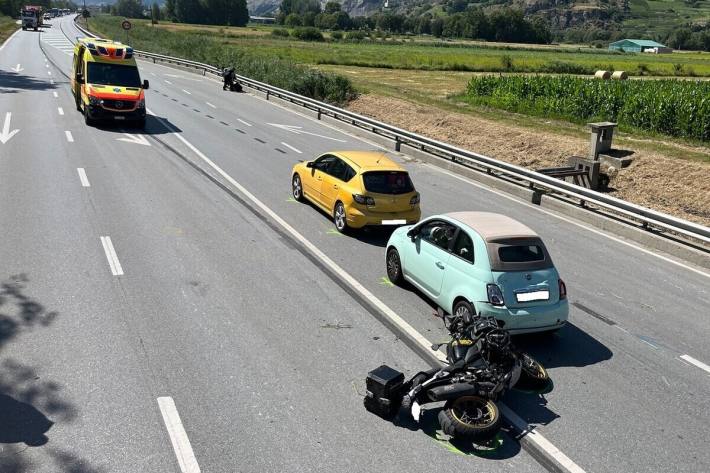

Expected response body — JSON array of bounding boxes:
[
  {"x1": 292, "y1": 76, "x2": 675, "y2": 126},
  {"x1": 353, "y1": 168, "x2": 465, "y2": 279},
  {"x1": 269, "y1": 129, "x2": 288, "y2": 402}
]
[
  {"x1": 431, "y1": 17, "x2": 444, "y2": 37},
  {"x1": 324, "y1": 1, "x2": 340, "y2": 14},
  {"x1": 112, "y1": 0, "x2": 144, "y2": 18},
  {"x1": 226, "y1": 0, "x2": 249, "y2": 26},
  {"x1": 164, "y1": 0, "x2": 176, "y2": 21},
  {"x1": 175, "y1": 0, "x2": 202, "y2": 23},
  {"x1": 285, "y1": 13, "x2": 302, "y2": 26},
  {"x1": 151, "y1": 2, "x2": 161, "y2": 22}
]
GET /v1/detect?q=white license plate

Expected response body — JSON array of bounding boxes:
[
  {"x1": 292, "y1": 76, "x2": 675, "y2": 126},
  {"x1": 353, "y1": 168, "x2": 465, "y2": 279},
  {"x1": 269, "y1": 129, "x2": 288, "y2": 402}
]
[
  {"x1": 381, "y1": 219, "x2": 406, "y2": 225},
  {"x1": 113, "y1": 116, "x2": 126, "y2": 120},
  {"x1": 516, "y1": 290, "x2": 549, "y2": 303}
]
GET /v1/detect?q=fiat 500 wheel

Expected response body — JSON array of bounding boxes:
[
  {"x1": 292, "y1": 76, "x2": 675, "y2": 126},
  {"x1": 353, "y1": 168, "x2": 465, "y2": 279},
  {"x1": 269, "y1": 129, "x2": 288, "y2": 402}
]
[{"x1": 386, "y1": 247, "x2": 404, "y2": 286}]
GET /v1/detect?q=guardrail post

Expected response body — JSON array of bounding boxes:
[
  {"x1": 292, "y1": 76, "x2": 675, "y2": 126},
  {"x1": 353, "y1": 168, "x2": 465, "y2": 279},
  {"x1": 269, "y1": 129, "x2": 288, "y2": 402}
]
[
  {"x1": 152, "y1": 58, "x2": 155, "y2": 64},
  {"x1": 266, "y1": 90, "x2": 270, "y2": 100},
  {"x1": 395, "y1": 136, "x2": 401, "y2": 152},
  {"x1": 317, "y1": 110, "x2": 321, "y2": 120},
  {"x1": 202, "y1": 68, "x2": 206, "y2": 76}
]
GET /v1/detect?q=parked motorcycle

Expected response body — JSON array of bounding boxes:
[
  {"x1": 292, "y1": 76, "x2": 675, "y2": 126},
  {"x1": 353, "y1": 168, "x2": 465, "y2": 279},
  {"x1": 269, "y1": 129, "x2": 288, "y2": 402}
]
[{"x1": 364, "y1": 309, "x2": 550, "y2": 440}]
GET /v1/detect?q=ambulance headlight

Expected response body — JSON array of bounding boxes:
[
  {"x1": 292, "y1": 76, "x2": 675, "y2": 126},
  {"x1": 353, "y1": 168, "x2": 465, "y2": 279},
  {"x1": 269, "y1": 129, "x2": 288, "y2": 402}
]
[
  {"x1": 88, "y1": 95, "x2": 102, "y2": 106},
  {"x1": 137, "y1": 98, "x2": 145, "y2": 109}
]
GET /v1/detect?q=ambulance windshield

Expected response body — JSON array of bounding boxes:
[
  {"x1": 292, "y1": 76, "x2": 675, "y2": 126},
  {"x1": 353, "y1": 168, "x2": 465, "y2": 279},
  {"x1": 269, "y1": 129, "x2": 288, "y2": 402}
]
[{"x1": 87, "y1": 63, "x2": 141, "y2": 88}]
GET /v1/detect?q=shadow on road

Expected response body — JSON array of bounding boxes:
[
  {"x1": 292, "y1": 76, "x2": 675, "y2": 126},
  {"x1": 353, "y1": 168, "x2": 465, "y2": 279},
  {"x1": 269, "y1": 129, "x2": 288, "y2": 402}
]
[
  {"x1": 387, "y1": 405, "x2": 522, "y2": 460},
  {"x1": 0, "y1": 274, "x2": 104, "y2": 473},
  {"x1": 0, "y1": 71, "x2": 57, "y2": 93},
  {"x1": 90, "y1": 113, "x2": 183, "y2": 136},
  {"x1": 514, "y1": 321, "x2": 613, "y2": 369}
]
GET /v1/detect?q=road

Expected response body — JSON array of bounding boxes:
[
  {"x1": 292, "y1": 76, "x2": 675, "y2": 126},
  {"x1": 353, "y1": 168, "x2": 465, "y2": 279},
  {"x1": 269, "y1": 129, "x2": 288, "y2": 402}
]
[{"x1": 0, "y1": 15, "x2": 708, "y2": 472}]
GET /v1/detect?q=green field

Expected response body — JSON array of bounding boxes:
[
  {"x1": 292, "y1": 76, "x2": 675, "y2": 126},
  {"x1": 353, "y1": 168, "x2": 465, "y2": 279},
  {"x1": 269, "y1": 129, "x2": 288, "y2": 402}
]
[
  {"x1": 88, "y1": 16, "x2": 710, "y2": 77},
  {"x1": 466, "y1": 75, "x2": 709, "y2": 141}
]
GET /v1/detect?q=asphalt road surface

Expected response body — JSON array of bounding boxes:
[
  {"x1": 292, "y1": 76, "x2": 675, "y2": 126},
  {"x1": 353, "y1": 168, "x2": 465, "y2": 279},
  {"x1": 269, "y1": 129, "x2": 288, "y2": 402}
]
[{"x1": 0, "y1": 16, "x2": 708, "y2": 472}]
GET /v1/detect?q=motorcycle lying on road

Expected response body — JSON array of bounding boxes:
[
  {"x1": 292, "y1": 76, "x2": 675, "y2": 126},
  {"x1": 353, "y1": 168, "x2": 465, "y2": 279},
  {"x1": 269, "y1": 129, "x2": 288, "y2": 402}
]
[{"x1": 364, "y1": 309, "x2": 551, "y2": 440}]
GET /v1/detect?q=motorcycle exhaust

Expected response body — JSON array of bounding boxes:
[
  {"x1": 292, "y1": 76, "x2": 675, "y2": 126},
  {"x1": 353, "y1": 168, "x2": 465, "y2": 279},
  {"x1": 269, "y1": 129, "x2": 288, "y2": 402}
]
[{"x1": 428, "y1": 383, "x2": 479, "y2": 402}]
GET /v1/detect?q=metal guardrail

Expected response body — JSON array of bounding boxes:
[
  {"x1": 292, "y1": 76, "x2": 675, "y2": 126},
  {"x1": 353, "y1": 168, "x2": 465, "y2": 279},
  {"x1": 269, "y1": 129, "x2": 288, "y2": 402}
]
[{"x1": 74, "y1": 18, "x2": 710, "y2": 248}]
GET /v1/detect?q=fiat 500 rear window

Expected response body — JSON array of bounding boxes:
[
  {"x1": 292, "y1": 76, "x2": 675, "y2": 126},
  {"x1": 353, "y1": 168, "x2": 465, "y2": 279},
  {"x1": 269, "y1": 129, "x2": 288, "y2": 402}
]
[
  {"x1": 498, "y1": 245, "x2": 545, "y2": 263},
  {"x1": 362, "y1": 171, "x2": 414, "y2": 195}
]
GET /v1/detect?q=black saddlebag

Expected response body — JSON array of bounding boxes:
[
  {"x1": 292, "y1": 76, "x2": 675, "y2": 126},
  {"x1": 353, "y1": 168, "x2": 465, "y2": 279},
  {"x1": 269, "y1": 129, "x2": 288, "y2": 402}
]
[{"x1": 364, "y1": 365, "x2": 405, "y2": 419}]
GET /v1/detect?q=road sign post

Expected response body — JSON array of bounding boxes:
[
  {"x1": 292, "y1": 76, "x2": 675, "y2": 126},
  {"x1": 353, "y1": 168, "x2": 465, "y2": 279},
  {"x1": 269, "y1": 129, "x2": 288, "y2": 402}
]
[{"x1": 121, "y1": 19, "x2": 131, "y2": 45}]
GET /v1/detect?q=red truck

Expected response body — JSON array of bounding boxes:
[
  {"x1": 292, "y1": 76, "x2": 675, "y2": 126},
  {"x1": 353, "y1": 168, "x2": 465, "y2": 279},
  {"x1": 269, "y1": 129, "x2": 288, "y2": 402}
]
[{"x1": 21, "y1": 5, "x2": 42, "y2": 31}]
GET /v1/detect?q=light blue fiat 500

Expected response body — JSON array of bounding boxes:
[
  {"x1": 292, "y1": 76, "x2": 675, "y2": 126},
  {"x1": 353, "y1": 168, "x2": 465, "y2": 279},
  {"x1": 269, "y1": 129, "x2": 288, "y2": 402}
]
[{"x1": 385, "y1": 211, "x2": 568, "y2": 334}]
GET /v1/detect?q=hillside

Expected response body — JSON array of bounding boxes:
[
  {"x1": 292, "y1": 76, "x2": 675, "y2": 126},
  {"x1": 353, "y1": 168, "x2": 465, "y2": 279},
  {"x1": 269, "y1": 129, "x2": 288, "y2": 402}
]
[{"x1": 247, "y1": 0, "x2": 710, "y2": 40}]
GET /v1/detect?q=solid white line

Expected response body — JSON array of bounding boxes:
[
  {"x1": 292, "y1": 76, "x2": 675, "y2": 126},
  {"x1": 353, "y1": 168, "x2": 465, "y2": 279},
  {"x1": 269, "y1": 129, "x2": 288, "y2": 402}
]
[
  {"x1": 77, "y1": 168, "x2": 90, "y2": 187},
  {"x1": 149, "y1": 108, "x2": 585, "y2": 473},
  {"x1": 157, "y1": 397, "x2": 201, "y2": 473},
  {"x1": 281, "y1": 142, "x2": 302, "y2": 154},
  {"x1": 53, "y1": 91, "x2": 58, "y2": 98},
  {"x1": 430, "y1": 165, "x2": 710, "y2": 279},
  {"x1": 181, "y1": 89, "x2": 191, "y2": 95},
  {"x1": 237, "y1": 118, "x2": 251, "y2": 127},
  {"x1": 680, "y1": 354, "x2": 710, "y2": 374},
  {"x1": 205, "y1": 102, "x2": 216, "y2": 109},
  {"x1": 165, "y1": 80, "x2": 173, "y2": 85},
  {"x1": 57, "y1": 107, "x2": 64, "y2": 116},
  {"x1": 100, "y1": 236, "x2": 124, "y2": 276},
  {"x1": 65, "y1": 130, "x2": 73, "y2": 142}
]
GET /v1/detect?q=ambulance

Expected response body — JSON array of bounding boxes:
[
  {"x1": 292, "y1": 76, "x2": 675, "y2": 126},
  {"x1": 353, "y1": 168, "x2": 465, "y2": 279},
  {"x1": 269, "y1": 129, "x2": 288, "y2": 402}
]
[{"x1": 71, "y1": 38, "x2": 149, "y2": 128}]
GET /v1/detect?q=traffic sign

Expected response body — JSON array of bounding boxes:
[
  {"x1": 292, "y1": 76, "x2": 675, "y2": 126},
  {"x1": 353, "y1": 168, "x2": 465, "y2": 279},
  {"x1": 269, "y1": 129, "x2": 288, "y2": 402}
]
[{"x1": 121, "y1": 20, "x2": 132, "y2": 30}]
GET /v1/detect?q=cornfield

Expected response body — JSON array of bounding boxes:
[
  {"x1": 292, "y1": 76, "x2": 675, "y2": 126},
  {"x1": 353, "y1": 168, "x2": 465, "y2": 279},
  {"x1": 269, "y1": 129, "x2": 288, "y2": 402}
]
[{"x1": 466, "y1": 76, "x2": 710, "y2": 141}]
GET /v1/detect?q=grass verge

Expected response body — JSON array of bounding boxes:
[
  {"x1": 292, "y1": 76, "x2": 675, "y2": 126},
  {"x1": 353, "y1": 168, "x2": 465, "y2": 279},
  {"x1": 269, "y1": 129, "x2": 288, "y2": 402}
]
[{"x1": 81, "y1": 16, "x2": 355, "y2": 104}]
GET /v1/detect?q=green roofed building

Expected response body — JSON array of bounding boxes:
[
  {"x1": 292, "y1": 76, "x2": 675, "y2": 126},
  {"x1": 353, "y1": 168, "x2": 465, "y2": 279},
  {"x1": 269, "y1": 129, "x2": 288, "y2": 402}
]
[{"x1": 608, "y1": 39, "x2": 672, "y2": 54}]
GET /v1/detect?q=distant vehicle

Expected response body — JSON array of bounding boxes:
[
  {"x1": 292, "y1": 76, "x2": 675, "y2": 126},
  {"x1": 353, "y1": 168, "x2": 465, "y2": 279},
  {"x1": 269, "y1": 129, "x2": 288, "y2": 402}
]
[
  {"x1": 48, "y1": 7, "x2": 58, "y2": 17},
  {"x1": 43, "y1": 13, "x2": 51, "y2": 21},
  {"x1": 291, "y1": 151, "x2": 421, "y2": 233},
  {"x1": 71, "y1": 38, "x2": 149, "y2": 128},
  {"x1": 385, "y1": 211, "x2": 569, "y2": 334},
  {"x1": 20, "y1": 5, "x2": 42, "y2": 31}
]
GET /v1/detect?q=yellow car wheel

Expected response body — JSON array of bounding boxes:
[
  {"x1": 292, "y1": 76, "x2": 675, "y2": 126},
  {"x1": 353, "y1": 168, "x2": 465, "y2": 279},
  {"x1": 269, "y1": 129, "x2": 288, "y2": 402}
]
[
  {"x1": 333, "y1": 201, "x2": 349, "y2": 234},
  {"x1": 292, "y1": 174, "x2": 304, "y2": 202}
]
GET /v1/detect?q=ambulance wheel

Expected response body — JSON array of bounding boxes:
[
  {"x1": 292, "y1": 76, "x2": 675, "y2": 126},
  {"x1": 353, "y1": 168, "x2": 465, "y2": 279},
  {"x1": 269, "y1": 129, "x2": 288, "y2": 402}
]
[{"x1": 84, "y1": 106, "x2": 94, "y2": 126}]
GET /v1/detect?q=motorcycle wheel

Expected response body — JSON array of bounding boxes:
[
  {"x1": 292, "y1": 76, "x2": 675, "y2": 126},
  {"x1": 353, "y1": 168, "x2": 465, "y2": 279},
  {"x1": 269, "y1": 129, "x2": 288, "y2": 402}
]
[
  {"x1": 517, "y1": 353, "x2": 551, "y2": 390},
  {"x1": 438, "y1": 396, "x2": 501, "y2": 440}
]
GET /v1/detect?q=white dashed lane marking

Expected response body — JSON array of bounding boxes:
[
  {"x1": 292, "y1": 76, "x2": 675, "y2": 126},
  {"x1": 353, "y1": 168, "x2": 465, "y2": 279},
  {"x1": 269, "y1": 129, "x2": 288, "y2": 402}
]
[
  {"x1": 77, "y1": 168, "x2": 90, "y2": 187},
  {"x1": 100, "y1": 236, "x2": 124, "y2": 276},
  {"x1": 157, "y1": 397, "x2": 201, "y2": 473}
]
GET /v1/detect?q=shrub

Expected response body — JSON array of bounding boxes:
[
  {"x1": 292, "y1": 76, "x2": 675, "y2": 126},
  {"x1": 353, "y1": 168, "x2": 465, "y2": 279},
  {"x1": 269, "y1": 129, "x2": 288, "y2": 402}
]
[
  {"x1": 500, "y1": 54, "x2": 513, "y2": 71},
  {"x1": 540, "y1": 60, "x2": 593, "y2": 75},
  {"x1": 284, "y1": 13, "x2": 303, "y2": 27},
  {"x1": 346, "y1": 30, "x2": 367, "y2": 41},
  {"x1": 270, "y1": 28, "x2": 289, "y2": 37},
  {"x1": 291, "y1": 27, "x2": 324, "y2": 42},
  {"x1": 331, "y1": 30, "x2": 343, "y2": 40}
]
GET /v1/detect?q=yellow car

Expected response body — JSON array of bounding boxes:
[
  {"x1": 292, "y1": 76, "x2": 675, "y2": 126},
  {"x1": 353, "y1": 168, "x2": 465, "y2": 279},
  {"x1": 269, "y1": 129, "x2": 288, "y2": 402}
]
[{"x1": 291, "y1": 151, "x2": 421, "y2": 233}]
